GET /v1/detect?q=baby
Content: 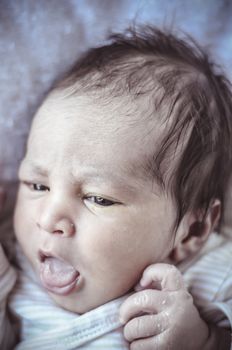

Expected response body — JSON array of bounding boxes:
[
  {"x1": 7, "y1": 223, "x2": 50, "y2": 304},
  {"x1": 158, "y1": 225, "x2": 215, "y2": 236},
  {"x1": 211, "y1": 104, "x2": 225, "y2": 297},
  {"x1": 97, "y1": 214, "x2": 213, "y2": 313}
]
[{"x1": 1, "y1": 26, "x2": 232, "y2": 349}]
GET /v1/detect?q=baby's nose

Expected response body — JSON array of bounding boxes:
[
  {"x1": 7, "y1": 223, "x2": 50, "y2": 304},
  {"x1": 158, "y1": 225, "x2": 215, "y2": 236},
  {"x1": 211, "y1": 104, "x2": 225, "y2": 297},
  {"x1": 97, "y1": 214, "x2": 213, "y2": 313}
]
[
  {"x1": 37, "y1": 216, "x2": 76, "y2": 237},
  {"x1": 36, "y1": 194, "x2": 76, "y2": 237}
]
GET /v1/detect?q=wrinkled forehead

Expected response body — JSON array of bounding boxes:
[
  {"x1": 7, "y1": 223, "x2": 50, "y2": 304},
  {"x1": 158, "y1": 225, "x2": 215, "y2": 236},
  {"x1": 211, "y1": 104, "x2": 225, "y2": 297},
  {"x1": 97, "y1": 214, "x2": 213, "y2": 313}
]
[
  {"x1": 28, "y1": 89, "x2": 178, "y2": 187},
  {"x1": 30, "y1": 89, "x2": 165, "y2": 149}
]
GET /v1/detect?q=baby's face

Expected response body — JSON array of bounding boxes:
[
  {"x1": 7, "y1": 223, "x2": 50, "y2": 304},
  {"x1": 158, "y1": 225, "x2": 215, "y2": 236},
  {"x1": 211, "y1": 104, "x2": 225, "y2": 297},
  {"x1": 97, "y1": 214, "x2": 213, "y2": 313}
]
[{"x1": 14, "y1": 91, "x2": 178, "y2": 313}]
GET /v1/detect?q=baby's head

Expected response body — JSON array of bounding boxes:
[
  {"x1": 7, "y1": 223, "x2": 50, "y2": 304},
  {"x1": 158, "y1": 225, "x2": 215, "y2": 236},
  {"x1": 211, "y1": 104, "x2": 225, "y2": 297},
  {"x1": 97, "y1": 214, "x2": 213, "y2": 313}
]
[{"x1": 14, "y1": 27, "x2": 232, "y2": 313}]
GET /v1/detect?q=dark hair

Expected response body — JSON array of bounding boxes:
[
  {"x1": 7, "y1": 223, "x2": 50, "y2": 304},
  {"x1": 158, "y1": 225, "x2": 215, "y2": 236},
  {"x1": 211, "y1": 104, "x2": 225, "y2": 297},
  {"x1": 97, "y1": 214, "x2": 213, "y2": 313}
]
[{"x1": 52, "y1": 26, "x2": 232, "y2": 230}]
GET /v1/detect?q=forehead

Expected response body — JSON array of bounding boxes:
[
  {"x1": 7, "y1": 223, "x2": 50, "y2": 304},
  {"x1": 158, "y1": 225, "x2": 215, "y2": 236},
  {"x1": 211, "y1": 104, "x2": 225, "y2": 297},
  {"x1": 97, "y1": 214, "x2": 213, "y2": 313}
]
[
  {"x1": 33, "y1": 90, "x2": 157, "y2": 136},
  {"x1": 26, "y1": 91, "x2": 165, "y2": 185}
]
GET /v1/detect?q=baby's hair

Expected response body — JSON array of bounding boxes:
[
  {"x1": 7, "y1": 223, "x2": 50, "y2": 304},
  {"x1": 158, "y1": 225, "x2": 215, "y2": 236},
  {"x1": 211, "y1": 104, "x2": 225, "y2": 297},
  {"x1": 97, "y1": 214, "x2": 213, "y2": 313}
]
[{"x1": 52, "y1": 26, "x2": 232, "y2": 230}]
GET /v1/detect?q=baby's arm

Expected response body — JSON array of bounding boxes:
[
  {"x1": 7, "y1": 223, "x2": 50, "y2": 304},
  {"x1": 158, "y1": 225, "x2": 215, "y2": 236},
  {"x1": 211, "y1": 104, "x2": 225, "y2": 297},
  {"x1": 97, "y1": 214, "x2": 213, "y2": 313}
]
[
  {"x1": 120, "y1": 264, "x2": 231, "y2": 350},
  {"x1": 0, "y1": 244, "x2": 17, "y2": 350}
]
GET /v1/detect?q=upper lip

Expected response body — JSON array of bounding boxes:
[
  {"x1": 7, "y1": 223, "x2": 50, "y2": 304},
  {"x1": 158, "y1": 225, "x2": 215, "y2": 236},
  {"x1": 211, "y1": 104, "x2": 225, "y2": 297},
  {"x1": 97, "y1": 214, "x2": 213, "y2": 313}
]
[
  {"x1": 38, "y1": 249, "x2": 59, "y2": 262},
  {"x1": 38, "y1": 249, "x2": 77, "y2": 269},
  {"x1": 39, "y1": 249, "x2": 56, "y2": 262}
]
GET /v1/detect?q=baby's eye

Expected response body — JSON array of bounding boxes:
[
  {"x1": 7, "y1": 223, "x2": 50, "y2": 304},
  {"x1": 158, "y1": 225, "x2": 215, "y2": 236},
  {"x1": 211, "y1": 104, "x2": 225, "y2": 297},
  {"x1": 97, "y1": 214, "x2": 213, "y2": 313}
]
[
  {"x1": 28, "y1": 183, "x2": 50, "y2": 192},
  {"x1": 85, "y1": 195, "x2": 117, "y2": 207},
  {"x1": 33, "y1": 184, "x2": 49, "y2": 191}
]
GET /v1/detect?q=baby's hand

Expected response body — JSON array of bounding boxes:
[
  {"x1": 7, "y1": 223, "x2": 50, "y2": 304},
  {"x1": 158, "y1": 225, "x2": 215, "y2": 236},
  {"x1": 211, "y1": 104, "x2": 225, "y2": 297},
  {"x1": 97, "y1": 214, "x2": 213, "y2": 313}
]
[{"x1": 119, "y1": 263, "x2": 210, "y2": 350}]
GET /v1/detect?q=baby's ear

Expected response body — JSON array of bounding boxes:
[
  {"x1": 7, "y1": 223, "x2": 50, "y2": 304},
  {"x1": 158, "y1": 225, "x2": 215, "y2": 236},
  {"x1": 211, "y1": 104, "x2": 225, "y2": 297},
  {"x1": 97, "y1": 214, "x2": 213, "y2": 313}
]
[
  {"x1": 0, "y1": 187, "x2": 6, "y2": 212},
  {"x1": 170, "y1": 199, "x2": 221, "y2": 263}
]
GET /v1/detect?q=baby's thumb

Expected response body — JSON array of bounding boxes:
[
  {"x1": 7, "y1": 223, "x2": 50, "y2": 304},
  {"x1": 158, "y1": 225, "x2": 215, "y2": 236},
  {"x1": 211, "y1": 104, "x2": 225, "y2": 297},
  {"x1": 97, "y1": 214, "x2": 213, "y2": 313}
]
[{"x1": 135, "y1": 263, "x2": 185, "y2": 292}]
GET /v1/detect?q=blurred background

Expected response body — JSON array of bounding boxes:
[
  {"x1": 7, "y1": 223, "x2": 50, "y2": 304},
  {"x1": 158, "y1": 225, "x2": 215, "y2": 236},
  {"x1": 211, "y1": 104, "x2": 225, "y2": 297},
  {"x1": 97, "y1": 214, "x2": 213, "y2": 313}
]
[{"x1": 0, "y1": 0, "x2": 232, "y2": 245}]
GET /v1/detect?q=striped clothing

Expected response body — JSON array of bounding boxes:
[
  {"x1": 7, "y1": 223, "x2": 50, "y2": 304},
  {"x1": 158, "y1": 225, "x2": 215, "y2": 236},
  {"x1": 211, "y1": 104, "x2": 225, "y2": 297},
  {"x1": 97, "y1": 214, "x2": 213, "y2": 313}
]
[
  {"x1": 10, "y1": 245, "x2": 129, "y2": 349},
  {"x1": 179, "y1": 232, "x2": 232, "y2": 333},
  {"x1": 1, "y1": 232, "x2": 232, "y2": 349},
  {"x1": 0, "y1": 245, "x2": 17, "y2": 350},
  {"x1": 10, "y1": 274, "x2": 129, "y2": 349}
]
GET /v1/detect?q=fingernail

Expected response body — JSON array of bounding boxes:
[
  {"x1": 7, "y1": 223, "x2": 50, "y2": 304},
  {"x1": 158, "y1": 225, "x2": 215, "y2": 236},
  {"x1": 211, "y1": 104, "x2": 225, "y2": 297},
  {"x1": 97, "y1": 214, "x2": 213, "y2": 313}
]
[
  {"x1": 134, "y1": 283, "x2": 143, "y2": 291},
  {"x1": 140, "y1": 277, "x2": 148, "y2": 287},
  {"x1": 119, "y1": 316, "x2": 126, "y2": 325}
]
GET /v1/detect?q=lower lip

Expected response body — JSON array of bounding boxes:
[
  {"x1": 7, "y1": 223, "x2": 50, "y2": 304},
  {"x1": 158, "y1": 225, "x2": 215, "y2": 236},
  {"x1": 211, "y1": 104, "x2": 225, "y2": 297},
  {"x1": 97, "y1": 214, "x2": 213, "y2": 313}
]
[{"x1": 39, "y1": 271, "x2": 83, "y2": 296}]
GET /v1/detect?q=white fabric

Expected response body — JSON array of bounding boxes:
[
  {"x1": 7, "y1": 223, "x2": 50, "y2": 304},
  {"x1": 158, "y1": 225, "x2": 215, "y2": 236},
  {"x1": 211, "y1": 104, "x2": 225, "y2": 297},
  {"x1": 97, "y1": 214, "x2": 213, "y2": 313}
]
[
  {"x1": 9, "y1": 246, "x2": 129, "y2": 349},
  {"x1": 179, "y1": 233, "x2": 232, "y2": 349},
  {"x1": 11, "y1": 280, "x2": 128, "y2": 350},
  {"x1": 0, "y1": 233, "x2": 232, "y2": 349},
  {"x1": 179, "y1": 233, "x2": 232, "y2": 331}
]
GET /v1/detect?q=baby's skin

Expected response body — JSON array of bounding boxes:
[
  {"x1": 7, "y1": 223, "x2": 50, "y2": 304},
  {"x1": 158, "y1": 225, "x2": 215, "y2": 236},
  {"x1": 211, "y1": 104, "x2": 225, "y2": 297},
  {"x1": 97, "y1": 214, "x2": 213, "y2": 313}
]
[
  {"x1": 120, "y1": 263, "x2": 231, "y2": 350},
  {"x1": 12, "y1": 89, "x2": 231, "y2": 349}
]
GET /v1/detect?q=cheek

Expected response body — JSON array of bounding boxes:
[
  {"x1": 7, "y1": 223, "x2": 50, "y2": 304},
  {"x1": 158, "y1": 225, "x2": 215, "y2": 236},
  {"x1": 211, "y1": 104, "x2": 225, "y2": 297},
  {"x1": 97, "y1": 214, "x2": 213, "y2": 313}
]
[
  {"x1": 14, "y1": 193, "x2": 33, "y2": 248},
  {"x1": 90, "y1": 211, "x2": 173, "y2": 269},
  {"x1": 14, "y1": 197, "x2": 24, "y2": 238},
  {"x1": 80, "y1": 216, "x2": 156, "y2": 284}
]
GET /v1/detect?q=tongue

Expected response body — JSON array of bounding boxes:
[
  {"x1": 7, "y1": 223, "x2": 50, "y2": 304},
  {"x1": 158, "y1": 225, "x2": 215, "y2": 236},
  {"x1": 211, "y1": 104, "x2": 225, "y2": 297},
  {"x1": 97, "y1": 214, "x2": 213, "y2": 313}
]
[{"x1": 40, "y1": 257, "x2": 79, "y2": 288}]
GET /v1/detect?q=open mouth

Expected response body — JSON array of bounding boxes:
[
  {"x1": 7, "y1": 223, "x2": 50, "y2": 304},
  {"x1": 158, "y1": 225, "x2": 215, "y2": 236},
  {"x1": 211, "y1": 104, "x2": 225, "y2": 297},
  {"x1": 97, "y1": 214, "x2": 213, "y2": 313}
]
[{"x1": 39, "y1": 250, "x2": 81, "y2": 296}]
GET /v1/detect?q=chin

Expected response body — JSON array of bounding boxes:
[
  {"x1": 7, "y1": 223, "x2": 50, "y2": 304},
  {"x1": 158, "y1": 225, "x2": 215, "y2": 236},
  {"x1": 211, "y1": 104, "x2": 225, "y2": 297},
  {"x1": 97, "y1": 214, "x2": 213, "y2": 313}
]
[{"x1": 48, "y1": 291, "x2": 101, "y2": 314}]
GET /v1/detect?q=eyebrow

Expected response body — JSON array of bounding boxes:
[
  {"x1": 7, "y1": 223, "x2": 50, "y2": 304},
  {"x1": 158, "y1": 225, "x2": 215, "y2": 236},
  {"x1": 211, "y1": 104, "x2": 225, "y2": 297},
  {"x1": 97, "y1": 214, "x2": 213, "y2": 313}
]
[
  {"x1": 72, "y1": 167, "x2": 141, "y2": 193},
  {"x1": 20, "y1": 160, "x2": 141, "y2": 193},
  {"x1": 21, "y1": 162, "x2": 48, "y2": 177}
]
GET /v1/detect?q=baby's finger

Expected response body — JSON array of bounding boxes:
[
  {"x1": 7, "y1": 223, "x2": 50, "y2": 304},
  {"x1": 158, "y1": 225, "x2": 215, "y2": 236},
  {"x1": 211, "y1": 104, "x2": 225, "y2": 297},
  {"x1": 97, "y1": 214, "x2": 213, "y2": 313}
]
[
  {"x1": 139, "y1": 263, "x2": 185, "y2": 291},
  {"x1": 119, "y1": 289, "x2": 170, "y2": 324},
  {"x1": 130, "y1": 331, "x2": 168, "y2": 350},
  {"x1": 124, "y1": 312, "x2": 169, "y2": 342}
]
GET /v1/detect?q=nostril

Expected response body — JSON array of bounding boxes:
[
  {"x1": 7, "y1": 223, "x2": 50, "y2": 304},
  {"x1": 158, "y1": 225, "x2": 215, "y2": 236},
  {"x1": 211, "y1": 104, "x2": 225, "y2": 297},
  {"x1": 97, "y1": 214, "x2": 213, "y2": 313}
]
[
  {"x1": 37, "y1": 219, "x2": 75, "y2": 236},
  {"x1": 53, "y1": 230, "x2": 64, "y2": 235},
  {"x1": 39, "y1": 251, "x2": 47, "y2": 262}
]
